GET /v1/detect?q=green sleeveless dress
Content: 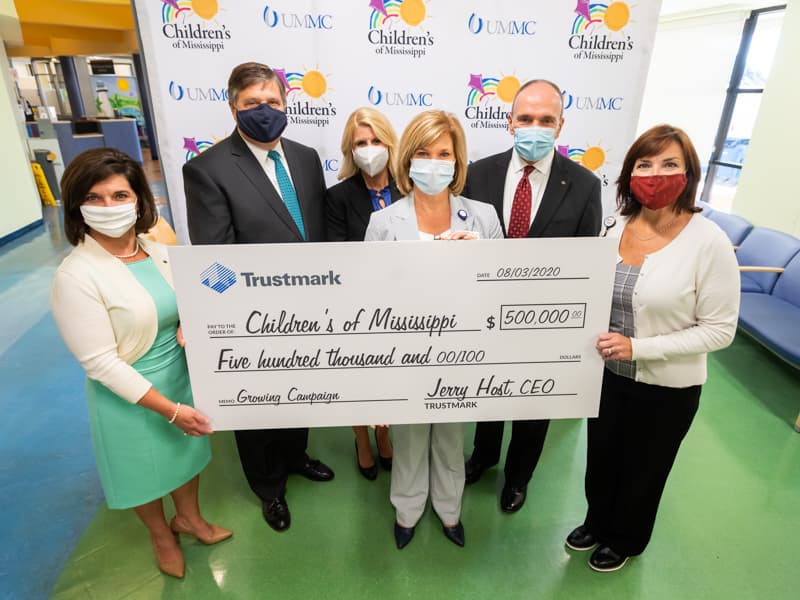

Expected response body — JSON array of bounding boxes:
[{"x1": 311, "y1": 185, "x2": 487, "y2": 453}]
[{"x1": 85, "y1": 257, "x2": 211, "y2": 509}]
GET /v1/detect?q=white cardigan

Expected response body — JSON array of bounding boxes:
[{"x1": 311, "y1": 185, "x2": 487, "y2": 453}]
[
  {"x1": 51, "y1": 235, "x2": 175, "y2": 403},
  {"x1": 610, "y1": 214, "x2": 740, "y2": 387}
]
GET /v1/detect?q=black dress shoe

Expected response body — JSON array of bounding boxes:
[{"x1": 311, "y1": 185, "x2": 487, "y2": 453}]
[
  {"x1": 589, "y1": 545, "x2": 629, "y2": 572},
  {"x1": 297, "y1": 458, "x2": 335, "y2": 482},
  {"x1": 464, "y1": 455, "x2": 493, "y2": 485},
  {"x1": 355, "y1": 441, "x2": 378, "y2": 480},
  {"x1": 500, "y1": 483, "x2": 527, "y2": 513},
  {"x1": 565, "y1": 525, "x2": 597, "y2": 551},
  {"x1": 262, "y1": 497, "x2": 290, "y2": 532},
  {"x1": 378, "y1": 454, "x2": 392, "y2": 471},
  {"x1": 442, "y1": 521, "x2": 465, "y2": 547},
  {"x1": 394, "y1": 523, "x2": 415, "y2": 549}
]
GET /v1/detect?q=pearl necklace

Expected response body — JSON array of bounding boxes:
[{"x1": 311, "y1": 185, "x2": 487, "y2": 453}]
[
  {"x1": 628, "y1": 215, "x2": 680, "y2": 242},
  {"x1": 113, "y1": 240, "x2": 140, "y2": 259}
]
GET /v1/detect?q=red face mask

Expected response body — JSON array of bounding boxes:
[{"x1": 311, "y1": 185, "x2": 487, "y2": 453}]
[{"x1": 630, "y1": 173, "x2": 687, "y2": 210}]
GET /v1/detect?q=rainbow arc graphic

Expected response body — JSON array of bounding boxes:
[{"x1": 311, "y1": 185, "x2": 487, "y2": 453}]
[
  {"x1": 161, "y1": 0, "x2": 221, "y2": 24},
  {"x1": 183, "y1": 137, "x2": 214, "y2": 161},
  {"x1": 275, "y1": 69, "x2": 329, "y2": 100},
  {"x1": 368, "y1": 0, "x2": 427, "y2": 28},
  {"x1": 467, "y1": 74, "x2": 520, "y2": 106}
]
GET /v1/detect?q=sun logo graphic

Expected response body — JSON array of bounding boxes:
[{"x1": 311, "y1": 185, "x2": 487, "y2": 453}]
[
  {"x1": 275, "y1": 68, "x2": 337, "y2": 128},
  {"x1": 559, "y1": 143, "x2": 610, "y2": 183},
  {"x1": 160, "y1": 0, "x2": 231, "y2": 53},
  {"x1": 466, "y1": 74, "x2": 520, "y2": 106},
  {"x1": 182, "y1": 136, "x2": 215, "y2": 161},
  {"x1": 275, "y1": 68, "x2": 329, "y2": 101},
  {"x1": 568, "y1": 1, "x2": 634, "y2": 63},
  {"x1": 367, "y1": 0, "x2": 434, "y2": 59}
]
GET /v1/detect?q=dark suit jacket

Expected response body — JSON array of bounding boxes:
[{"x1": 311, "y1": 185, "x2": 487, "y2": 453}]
[
  {"x1": 463, "y1": 149, "x2": 601, "y2": 237},
  {"x1": 325, "y1": 174, "x2": 402, "y2": 242},
  {"x1": 184, "y1": 128, "x2": 327, "y2": 244}
]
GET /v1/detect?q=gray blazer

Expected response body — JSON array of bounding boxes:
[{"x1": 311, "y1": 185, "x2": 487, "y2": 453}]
[{"x1": 364, "y1": 194, "x2": 503, "y2": 241}]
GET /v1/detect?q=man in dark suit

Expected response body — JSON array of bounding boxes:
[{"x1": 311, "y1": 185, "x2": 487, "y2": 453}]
[
  {"x1": 462, "y1": 79, "x2": 601, "y2": 513},
  {"x1": 183, "y1": 62, "x2": 334, "y2": 532}
]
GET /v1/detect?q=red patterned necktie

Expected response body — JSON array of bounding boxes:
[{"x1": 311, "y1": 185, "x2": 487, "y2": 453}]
[{"x1": 507, "y1": 165, "x2": 534, "y2": 238}]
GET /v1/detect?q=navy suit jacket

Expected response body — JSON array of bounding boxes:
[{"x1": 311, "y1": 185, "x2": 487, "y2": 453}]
[
  {"x1": 463, "y1": 149, "x2": 601, "y2": 237},
  {"x1": 184, "y1": 128, "x2": 326, "y2": 244},
  {"x1": 325, "y1": 174, "x2": 402, "y2": 242}
]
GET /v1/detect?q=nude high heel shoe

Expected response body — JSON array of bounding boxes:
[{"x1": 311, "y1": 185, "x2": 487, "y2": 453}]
[
  {"x1": 153, "y1": 532, "x2": 185, "y2": 578},
  {"x1": 170, "y1": 516, "x2": 233, "y2": 545}
]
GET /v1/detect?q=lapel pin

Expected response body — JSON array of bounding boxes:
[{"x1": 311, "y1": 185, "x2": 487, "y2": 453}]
[{"x1": 457, "y1": 209, "x2": 468, "y2": 221}]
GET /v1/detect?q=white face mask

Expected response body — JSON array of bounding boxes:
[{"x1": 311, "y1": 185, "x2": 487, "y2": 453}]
[
  {"x1": 80, "y1": 203, "x2": 138, "y2": 238},
  {"x1": 409, "y1": 159, "x2": 455, "y2": 196},
  {"x1": 352, "y1": 145, "x2": 389, "y2": 177}
]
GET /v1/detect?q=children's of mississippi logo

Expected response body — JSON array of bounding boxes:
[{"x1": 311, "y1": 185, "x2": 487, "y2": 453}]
[
  {"x1": 183, "y1": 136, "x2": 215, "y2": 161},
  {"x1": 568, "y1": 1, "x2": 633, "y2": 63},
  {"x1": 558, "y1": 143, "x2": 610, "y2": 186},
  {"x1": 275, "y1": 68, "x2": 336, "y2": 128},
  {"x1": 367, "y1": 0, "x2": 434, "y2": 59},
  {"x1": 160, "y1": 0, "x2": 231, "y2": 52},
  {"x1": 464, "y1": 73, "x2": 521, "y2": 129}
]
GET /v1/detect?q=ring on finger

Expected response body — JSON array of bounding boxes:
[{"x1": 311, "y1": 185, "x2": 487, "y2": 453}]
[{"x1": 606, "y1": 348, "x2": 613, "y2": 356}]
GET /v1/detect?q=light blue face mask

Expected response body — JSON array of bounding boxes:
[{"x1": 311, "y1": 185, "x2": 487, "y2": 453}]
[
  {"x1": 409, "y1": 159, "x2": 455, "y2": 195},
  {"x1": 514, "y1": 126, "x2": 556, "y2": 162}
]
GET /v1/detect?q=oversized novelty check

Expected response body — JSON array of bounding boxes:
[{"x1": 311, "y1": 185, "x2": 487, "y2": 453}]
[{"x1": 169, "y1": 238, "x2": 617, "y2": 430}]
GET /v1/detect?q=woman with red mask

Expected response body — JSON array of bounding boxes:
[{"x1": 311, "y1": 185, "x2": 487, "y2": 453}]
[{"x1": 564, "y1": 125, "x2": 740, "y2": 572}]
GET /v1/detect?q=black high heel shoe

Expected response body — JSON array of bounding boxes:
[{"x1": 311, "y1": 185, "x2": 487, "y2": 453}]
[
  {"x1": 375, "y1": 428, "x2": 393, "y2": 471},
  {"x1": 355, "y1": 440, "x2": 378, "y2": 480}
]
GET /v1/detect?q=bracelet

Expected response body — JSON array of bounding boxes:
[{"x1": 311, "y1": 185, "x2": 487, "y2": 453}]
[{"x1": 168, "y1": 403, "x2": 181, "y2": 424}]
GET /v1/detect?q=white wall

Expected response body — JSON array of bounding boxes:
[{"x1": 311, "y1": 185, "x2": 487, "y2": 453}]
[
  {"x1": 637, "y1": 9, "x2": 748, "y2": 164},
  {"x1": 733, "y1": 0, "x2": 800, "y2": 237},
  {"x1": 1, "y1": 41, "x2": 43, "y2": 240}
]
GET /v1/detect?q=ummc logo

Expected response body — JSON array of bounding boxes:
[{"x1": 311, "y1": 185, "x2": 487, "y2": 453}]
[
  {"x1": 323, "y1": 158, "x2": 339, "y2": 173},
  {"x1": 367, "y1": 86, "x2": 433, "y2": 107},
  {"x1": 467, "y1": 12, "x2": 536, "y2": 35},
  {"x1": 262, "y1": 5, "x2": 333, "y2": 29},
  {"x1": 168, "y1": 81, "x2": 228, "y2": 102},
  {"x1": 200, "y1": 263, "x2": 237, "y2": 294},
  {"x1": 562, "y1": 91, "x2": 623, "y2": 111}
]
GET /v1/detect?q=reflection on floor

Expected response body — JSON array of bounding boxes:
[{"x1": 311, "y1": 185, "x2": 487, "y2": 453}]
[{"x1": 2, "y1": 207, "x2": 800, "y2": 599}]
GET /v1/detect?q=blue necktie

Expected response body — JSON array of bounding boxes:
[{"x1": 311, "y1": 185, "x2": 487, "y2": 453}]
[{"x1": 268, "y1": 150, "x2": 305, "y2": 239}]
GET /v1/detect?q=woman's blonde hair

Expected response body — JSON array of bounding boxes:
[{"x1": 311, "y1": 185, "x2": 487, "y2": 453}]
[
  {"x1": 337, "y1": 107, "x2": 398, "y2": 180},
  {"x1": 394, "y1": 110, "x2": 467, "y2": 196}
]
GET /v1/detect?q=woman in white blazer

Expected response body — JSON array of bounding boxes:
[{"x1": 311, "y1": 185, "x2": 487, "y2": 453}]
[
  {"x1": 365, "y1": 110, "x2": 502, "y2": 549},
  {"x1": 51, "y1": 149, "x2": 231, "y2": 579},
  {"x1": 565, "y1": 125, "x2": 739, "y2": 572}
]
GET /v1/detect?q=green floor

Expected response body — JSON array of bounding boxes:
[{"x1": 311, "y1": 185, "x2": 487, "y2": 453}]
[{"x1": 51, "y1": 335, "x2": 800, "y2": 599}]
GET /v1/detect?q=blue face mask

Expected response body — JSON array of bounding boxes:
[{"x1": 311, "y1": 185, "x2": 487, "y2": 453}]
[
  {"x1": 514, "y1": 126, "x2": 556, "y2": 162},
  {"x1": 409, "y1": 159, "x2": 455, "y2": 196},
  {"x1": 236, "y1": 102, "x2": 287, "y2": 144}
]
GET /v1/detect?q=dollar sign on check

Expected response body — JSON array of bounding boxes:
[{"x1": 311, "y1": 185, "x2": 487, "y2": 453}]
[{"x1": 486, "y1": 315, "x2": 495, "y2": 330}]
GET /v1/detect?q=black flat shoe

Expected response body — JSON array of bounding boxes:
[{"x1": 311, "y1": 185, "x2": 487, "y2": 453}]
[
  {"x1": 566, "y1": 525, "x2": 597, "y2": 551},
  {"x1": 262, "y1": 497, "x2": 290, "y2": 532},
  {"x1": 589, "y1": 545, "x2": 629, "y2": 572},
  {"x1": 442, "y1": 521, "x2": 465, "y2": 547},
  {"x1": 355, "y1": 440, "x2": 378, "y2": 481},
  {"x1": 394, "y1": 523, "x2": 415, "y2": 549},
  {"x1": 500, "y1": 483, "x2": 527, "y2": 513},
  {"x1": 464, "y1": 456, "x2": 488, "y2": 485},
  {"x1": 297, "y1": 457, "x2": 335, "y2": 482},
  {"x1": 378, "y1": 454, "x2": 392, "y2": 471}
]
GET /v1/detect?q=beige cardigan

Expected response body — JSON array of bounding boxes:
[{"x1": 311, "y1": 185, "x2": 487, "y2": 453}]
[{"x1": 51, "y1": 235, "x2": 176, "y2": 403}]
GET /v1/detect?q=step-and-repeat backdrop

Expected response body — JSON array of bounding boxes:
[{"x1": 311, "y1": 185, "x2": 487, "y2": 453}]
[{"x1": 134, "y1": 0, "x2": 662, "y2": 243}]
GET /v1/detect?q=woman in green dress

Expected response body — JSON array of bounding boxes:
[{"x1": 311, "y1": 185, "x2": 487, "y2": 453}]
[{"x1": 51, "y1": 148, "x2": 232, "y2": 579}]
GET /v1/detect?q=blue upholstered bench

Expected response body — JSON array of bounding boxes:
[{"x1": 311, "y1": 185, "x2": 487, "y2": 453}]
[{"x1": 705, "y1": 209, "x2": 753, "y2": 247}]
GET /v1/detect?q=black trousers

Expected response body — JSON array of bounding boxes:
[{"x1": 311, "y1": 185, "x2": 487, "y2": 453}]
[
  {"x1": 471, "y1": 419, "x2": 550, "y2": 487},
  {"x1": 584, "y1": 370, "x2": 700, "y2": 556},
  {"x1": 234, "y1": 428, "x2": 309, "y2": 500}
]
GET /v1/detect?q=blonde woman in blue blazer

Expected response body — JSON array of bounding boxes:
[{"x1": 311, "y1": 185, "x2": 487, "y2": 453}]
[{"x1": 365, "y1": 110, "x2": 502, "y2": 549}]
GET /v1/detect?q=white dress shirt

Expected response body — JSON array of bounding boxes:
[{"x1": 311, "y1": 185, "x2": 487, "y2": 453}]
[
  {"x1": 502, "y1": 147, "x2": 555, "y2": 231},
  {"x1": 241, "y1": 137, "x2": 295, "y2": 201}
]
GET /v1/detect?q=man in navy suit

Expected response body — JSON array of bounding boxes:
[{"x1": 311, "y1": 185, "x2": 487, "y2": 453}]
[
  {"x1": 183, "y1": 62, "x2": 334, "y2": 532},
  {"x1": 462, "y1": 79, "x2": 601, "y2": 513}
]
